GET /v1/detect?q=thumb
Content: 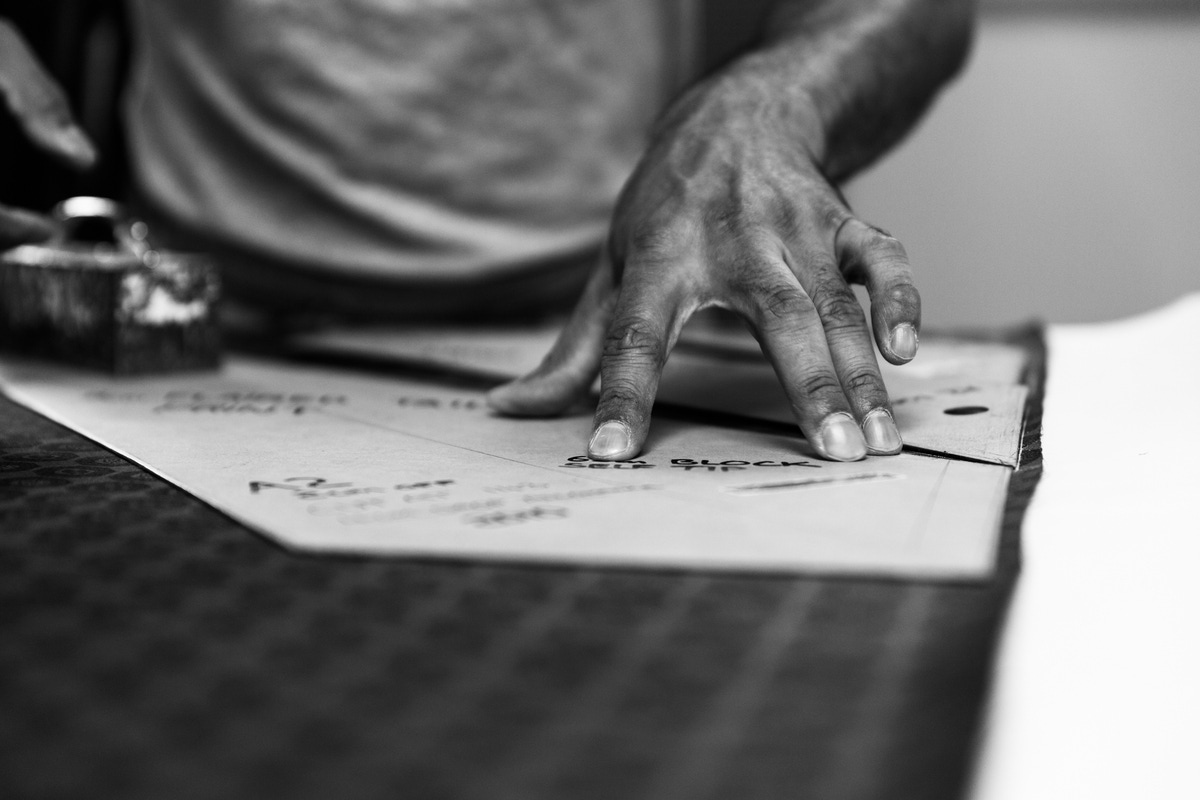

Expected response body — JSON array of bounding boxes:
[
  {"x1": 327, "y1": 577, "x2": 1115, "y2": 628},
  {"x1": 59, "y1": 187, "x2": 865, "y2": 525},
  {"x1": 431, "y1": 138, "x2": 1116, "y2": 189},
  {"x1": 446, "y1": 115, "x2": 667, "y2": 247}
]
[
  {"x1": 486, "y1": 254, "x2": 617, "y2": 417},
  {"x1": 0, "y1": 20, "x2": 97, "y2": 169}
]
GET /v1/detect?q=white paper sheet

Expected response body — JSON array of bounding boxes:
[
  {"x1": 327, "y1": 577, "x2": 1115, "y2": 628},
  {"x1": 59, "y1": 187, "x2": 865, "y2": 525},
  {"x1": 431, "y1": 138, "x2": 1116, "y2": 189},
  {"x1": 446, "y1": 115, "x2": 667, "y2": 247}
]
[
  {"x1": 292, "y1": 323, "x2": 1029, "y2": 466},
  {"x1": 0, "y1": 356, "x2": 1010, "y2": 579}
]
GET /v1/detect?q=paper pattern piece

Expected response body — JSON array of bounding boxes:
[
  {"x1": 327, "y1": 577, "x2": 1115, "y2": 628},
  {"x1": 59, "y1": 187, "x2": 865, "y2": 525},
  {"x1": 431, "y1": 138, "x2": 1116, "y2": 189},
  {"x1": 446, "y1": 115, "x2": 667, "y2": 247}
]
[
  {"x1": 292, "y1": 323, "x2": 1029, "y2": 466},
  {"x1": 658, "y1": 352, "x2": 1029, "y2": 467},
  {"x1": 0, "y1": 356, "x2": 1010, "y2": 579}
]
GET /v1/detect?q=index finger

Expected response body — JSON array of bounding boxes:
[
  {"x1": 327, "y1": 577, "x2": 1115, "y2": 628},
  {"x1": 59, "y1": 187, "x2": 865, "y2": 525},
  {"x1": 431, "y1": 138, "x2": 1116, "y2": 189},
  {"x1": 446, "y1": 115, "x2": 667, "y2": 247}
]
[{"x1": 588, "y1": 265, "x2": 686, "y2": 461}]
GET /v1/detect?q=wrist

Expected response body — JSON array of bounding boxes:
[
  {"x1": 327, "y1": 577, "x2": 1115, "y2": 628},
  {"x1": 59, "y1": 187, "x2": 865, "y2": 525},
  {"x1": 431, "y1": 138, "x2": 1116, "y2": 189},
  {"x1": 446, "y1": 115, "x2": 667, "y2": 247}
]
[{"x1": 651, "y1": 49, "x2": 829, "y2": 170}]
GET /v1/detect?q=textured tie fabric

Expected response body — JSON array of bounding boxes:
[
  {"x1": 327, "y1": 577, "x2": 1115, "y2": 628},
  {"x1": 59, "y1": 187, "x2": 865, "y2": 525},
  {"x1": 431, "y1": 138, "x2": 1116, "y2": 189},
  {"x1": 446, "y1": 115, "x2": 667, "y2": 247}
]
[{"x1": 0, "y1": 328, "x2": 1043, "y2": 800}]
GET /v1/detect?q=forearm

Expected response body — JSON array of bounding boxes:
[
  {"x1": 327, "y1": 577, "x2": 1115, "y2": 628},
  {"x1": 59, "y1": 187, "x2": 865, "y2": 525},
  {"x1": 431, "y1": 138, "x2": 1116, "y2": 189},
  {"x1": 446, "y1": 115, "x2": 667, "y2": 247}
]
[{"x1": 662, "y1": 0, "x2": 974, "y2": 184}]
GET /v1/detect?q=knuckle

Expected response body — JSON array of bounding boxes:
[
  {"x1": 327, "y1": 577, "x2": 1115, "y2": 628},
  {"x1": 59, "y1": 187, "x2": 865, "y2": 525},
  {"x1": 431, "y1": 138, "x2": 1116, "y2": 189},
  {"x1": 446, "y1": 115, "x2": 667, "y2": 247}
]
[
  {"x1": 706, "y1": 204, "x2": 759, "y2": 242},
  {"x1": 598, "y1": 377, "x2": 647, "y2": 413},
  {"x1": 772, "y1": 203, "x2": 802, "y2": 240},
  {"x1": 602, "y1": 316, "x2": 665, "y2": 365},
  {"x1": 865, "y1": 234, "x2": 909, "y2": 264},
  {"x1": 798, "y1": 372, "x2": 843, "y2": 400},
  {"x1": 627, "y1": 219, "x2": 692, "y2": 263},
  {"x1": 724, "y1": 239, "x2": 776, "y2": 281},
  {"x1": 886, "y1": 280, "x2": 918, "y2": 301},
  {"x1": 842, "y1": 366, "x2": 884, "y2": 397},
  {"x1": 753, "y1": 283, "x2": 814, "y2": 330},
  {"x1": 885, "y1": 282, "x2": 920, "y2": 309},
  {"x1": 811, "y1": 286, "x2": 866, "y2": 331}
]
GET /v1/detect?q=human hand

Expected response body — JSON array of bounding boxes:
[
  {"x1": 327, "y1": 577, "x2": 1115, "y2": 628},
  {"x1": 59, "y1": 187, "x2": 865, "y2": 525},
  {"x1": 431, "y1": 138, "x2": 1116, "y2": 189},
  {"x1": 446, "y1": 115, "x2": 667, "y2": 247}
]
[
  {"x1": 487, "y1": 68, "x2": 919, "y2": 462},
  {"x1": 0, "y1": 18, "x2": 96, "y2": 247}
]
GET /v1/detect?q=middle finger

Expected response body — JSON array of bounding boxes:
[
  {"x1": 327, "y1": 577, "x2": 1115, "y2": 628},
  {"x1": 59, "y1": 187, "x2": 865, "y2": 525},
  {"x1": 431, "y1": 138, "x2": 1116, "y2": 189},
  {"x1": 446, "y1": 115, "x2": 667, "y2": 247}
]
[{"x1": 785, "y1": 244, "x2": 901, "y2": 454}]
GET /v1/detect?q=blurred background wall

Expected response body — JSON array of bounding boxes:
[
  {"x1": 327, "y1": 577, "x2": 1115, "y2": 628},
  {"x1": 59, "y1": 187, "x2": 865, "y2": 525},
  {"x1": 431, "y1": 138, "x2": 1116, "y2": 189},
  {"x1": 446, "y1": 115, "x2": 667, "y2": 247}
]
[{"x1": 843, "y1": 4, "x2": 1200, "y2": 328}]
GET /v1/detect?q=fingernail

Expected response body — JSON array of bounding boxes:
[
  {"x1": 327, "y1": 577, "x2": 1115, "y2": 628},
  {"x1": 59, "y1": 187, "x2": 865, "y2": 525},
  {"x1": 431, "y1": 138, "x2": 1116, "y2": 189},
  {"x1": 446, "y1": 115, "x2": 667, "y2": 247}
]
[
  {"x1": 863, "y1": 408, "x2": 902, "y2": 453},
  {"x1": 589, "y1": 420, "x2": 632, "y2": 460},
  {"x1": 889, "y1": 323, "x2": 919, "y2": 361},
  {"x1": 56, "y1": 125, "x2": 97, "y2": 167},
  {"x1": 818, "y1": 413, "x2": 867, "y2": 461}
]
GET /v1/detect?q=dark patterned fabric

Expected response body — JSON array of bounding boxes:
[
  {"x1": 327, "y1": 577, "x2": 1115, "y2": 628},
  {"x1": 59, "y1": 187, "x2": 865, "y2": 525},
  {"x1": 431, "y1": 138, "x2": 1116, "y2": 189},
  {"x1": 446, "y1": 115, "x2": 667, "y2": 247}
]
[{"x1": 0, "y1": 332, "x2": 1043, "y2": 800}]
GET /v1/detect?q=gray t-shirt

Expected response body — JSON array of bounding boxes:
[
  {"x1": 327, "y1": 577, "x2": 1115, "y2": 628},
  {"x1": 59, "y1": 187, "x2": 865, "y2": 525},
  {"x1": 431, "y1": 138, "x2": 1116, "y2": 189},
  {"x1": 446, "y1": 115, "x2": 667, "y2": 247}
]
[{"x1": 125, "y1": 0, "x2": 697, "y2": 287}]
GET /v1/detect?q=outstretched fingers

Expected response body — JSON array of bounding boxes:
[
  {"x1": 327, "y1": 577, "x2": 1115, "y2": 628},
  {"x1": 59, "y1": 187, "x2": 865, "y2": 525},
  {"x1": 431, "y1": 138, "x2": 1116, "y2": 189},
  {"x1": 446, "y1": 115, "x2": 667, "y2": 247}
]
[
  {"x1": 792, "y1": 244, "x2": 902, "y2": 455},
  {"x1": 745, "y1": 261, "x2": 874, "y2": 461}
]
